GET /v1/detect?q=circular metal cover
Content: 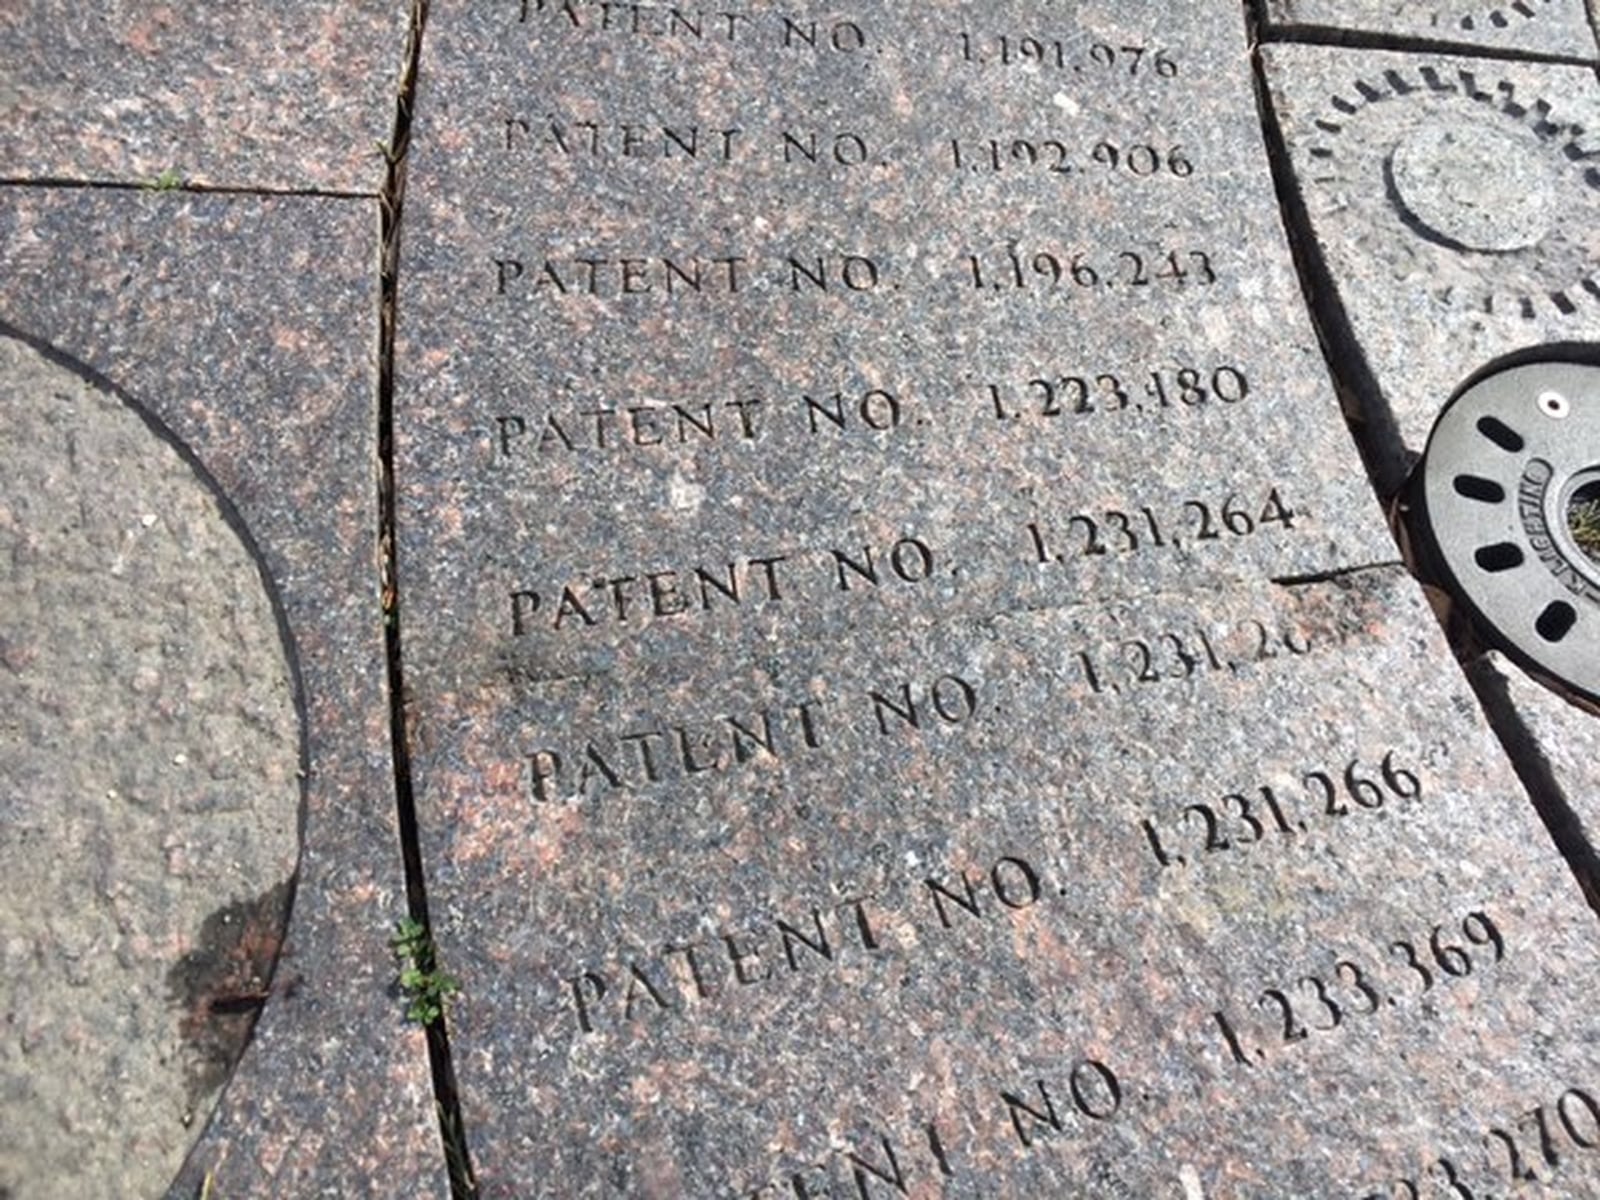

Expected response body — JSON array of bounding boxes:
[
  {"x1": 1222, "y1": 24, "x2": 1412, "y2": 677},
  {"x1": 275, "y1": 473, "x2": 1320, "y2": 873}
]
[{"x1": 1419, "y1": 360, "x2": 1600, "y2": 704}]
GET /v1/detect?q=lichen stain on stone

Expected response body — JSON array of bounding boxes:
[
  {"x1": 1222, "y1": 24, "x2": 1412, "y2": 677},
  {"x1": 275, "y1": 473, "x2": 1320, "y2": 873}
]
[{"x1": 165, "y1": 878, "x2": 294, "y2": 1114}]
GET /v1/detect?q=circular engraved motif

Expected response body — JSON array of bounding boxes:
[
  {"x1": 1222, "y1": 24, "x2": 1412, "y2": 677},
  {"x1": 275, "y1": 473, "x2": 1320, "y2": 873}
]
[
  {"x1": 0, "y1": 336, "x2": 301, "y2": 1197},
  {"x1": 1418, "y1": 359, "x2": 1600, "y2": 702},
  {"x1": 1304, "y1": 65, "x2": 1600, "y2": 319},
  {"x1": 1459, "y1": 0, "x2": 1555, "y2": 31},
  {"x1": 1390, "y1": 121, "x2": 1560, "y2": 252}
]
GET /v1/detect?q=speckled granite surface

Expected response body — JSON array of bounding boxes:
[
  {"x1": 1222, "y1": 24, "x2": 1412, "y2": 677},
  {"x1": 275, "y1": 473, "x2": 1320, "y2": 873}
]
[
  {"x1": 394, "y1": 2, "x2": 1600, "y2": 1194},
  {"x1": 1260, "y1": 32, "x2": 1600, "y2": 889},
  {"x1": 1261, "y1": 44, "x2": 1600, "y2": 486},
  {"x1": 1471, "y1": 651, "x2": 1600, "y2": 892},
  {"x1": 0, "y1": 191, "x2": 442, "y2": 1198},
  {"x1": 1262, "y1": 0, "x2": 1599, "y2": 59},
  {"x1": 0, "y1": 2, "x2": 410, "y2": 192},
  {"x1": 0, "y1": 334, "x2": 301, "y2": 1200}
]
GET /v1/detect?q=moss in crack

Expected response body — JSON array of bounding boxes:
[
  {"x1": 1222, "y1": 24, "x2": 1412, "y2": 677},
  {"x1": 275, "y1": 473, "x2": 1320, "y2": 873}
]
[
  {"x1": 391, "y1": 916, "x2": 460, "y2": 1025},
  {"x1": 1567, "y1": 490, "x2": 1600, "y2": 565}
]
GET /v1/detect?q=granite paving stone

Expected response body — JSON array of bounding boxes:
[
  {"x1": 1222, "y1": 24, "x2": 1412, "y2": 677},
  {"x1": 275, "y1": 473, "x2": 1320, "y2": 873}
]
[
  {"x1": 1261, "y1": 33, "x2": 1600, "y2": 886},
  {"x1": 396, "y1": 0, "x2": 1394, "y2": 692},
  {"x1": 1262, "y1": 0, "x2": 1600, "y2": 59},
  {"x1": 393, "y1": 1, "x2": 1600, "y2": 1194},
  {"x1": 0, "y1": 334, "x2": 301, "y2": 1200},
  {"x1": 1470, "y1": 650, "x2": 1600, "y2": 899},
  {"x1": 6, "y1": 0, "x2": 1600, "y2": 1193},
  {"x1": 0, "y1": 1, "x2": 412, "y2": 192},
  {"x1": 418, "y1": 565, "x2": 1600, "y2": 1196},
  {"x1": 0, "y1": 190, "x2": 443, "y2": 1199},
  {"x1": 1261, "y1": 44, "x2": 1600, "y2": 486}
]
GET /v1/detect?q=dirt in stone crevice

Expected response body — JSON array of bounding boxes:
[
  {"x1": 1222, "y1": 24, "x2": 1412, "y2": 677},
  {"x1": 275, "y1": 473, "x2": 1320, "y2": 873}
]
[{"x1": 165, "y1": 879, "x2": 295, "y2": 1118}]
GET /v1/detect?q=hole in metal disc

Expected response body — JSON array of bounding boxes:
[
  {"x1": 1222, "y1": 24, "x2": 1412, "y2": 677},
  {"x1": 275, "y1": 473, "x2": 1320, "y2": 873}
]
[
  {"x1": 1536, "y1": 600, "x2": 1578, "y2": 643},
  {"x1": 1474, "y1": 542, "x2": 1526, "y2": 572},
  {"x1": 1453, "y1": 473, "x2": 1507, "y2": 503},
  {"x1": 1566, "y1": 477, "x2": 1600, "y2": 567},
  {"x1": 1475, "y1": 415, "x2": 1526, "y2": 452},
  {"x1": 1539, "y1": 390, "x2": 1571, "y2": 419}
]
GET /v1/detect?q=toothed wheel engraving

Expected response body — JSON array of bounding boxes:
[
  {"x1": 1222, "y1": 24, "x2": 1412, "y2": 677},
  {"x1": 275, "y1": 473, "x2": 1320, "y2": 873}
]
[
  {"x1": 1304, "y1": 66, "x2": 1600, "y2": 319},
  {"x1": 1460, "y1": 0, "x2": 1556, "y2": 31}
]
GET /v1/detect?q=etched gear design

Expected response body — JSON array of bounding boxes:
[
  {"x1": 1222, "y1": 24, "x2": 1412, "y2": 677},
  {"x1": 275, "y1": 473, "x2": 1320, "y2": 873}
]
[
  {"x1": 1303, "y1": 65, "x2": 1600, "y2": 318},
  {"x1": 1459, "y1": 0, "x2": 1557, "y2": 31},
  {"x1": 1416, "y1": 359, "x2": 1600, "y2": 703}
]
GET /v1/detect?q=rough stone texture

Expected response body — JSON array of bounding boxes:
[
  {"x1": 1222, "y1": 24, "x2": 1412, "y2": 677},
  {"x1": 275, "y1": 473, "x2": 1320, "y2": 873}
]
[
  {"x1": 0, "y1": 335, "x2": 300, "y2": 1199},
  {"x1": 0, "y1": 2, "x2": 411, "y2": 192},
  {"x1": 1470, "y1": 650, "x2": 1600, "y2": 896},
  {"x1": 397, "y1": 1, "x2": 1393, "y2": 692},
  {"x1": 0, "y1": 191, "x2": 443, "y2": 1198},
  {"x1": 418, "y1": 565, "x2": 1600, "y2": 1197},
  {"x1": 1262, "y1": 0, "x2": 1600, "y2": 58},
  {"x1": 1261, "y1": 45, "x2": 1600, "y2": 487},
  {"x1": 396, "y1": 2, "x2": 1600, "y2": 1194}
]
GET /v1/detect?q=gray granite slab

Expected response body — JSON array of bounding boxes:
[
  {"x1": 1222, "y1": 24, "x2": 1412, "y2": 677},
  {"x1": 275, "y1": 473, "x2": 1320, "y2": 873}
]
[
  {"x1": 422, "y1": 566, "x2": 1600, "y2": 1197},
  {"x1": 1263, "y1": 0, "x2": 1600, "y2": 59},
  {"x1": 1470, "y1": 650, "x2": 1600, "y2": 895},
  {"x1": 0, "y1": 334, "x2": 301, "y2": 1199},
  {"x1": 0, "y1": 190, "x2": 443, "y2": 1198},
  {"x1": 397, "y1": 1, "x2": 1393, "y2": 692},
  {"x1": 1261, "y1": 44, "x2": 1600, "y2": 486},
  {"x1": 0, "y1": 3, "x2": 412, "y2": 192},
  {"x1": 395, "y1": 1, "x2": 1600, "y2": 1194}
]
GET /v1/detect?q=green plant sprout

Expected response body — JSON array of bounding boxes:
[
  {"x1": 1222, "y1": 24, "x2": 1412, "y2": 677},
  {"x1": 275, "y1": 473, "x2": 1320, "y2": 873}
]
[
  {"x1": 1570, "y1": 496, "x2": 1600, "y2": 564},
  {"x1": 391, "y1": 916, "x2": 460, "y2": 1025},
  {"x1": 144, "y1": 167, "x2": 184, "y2": 191}
]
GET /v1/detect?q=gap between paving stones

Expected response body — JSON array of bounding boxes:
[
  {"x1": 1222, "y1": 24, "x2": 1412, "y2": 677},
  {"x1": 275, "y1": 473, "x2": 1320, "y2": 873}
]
[
  {"x1": 1244, "y1": 0, "x2": 1600, "y2": 912},
  {"x1": 1254, "y1": 20, "x2": 1600, "y2": 69},
  {"x1": 1468, "y1": 656, "x2": 1600, "y2": 908},
  {"x1": 0, "y1": 178, "x2": 377, "y2": 200},
  {"x1": 376, "y1": 1, "x2": 479, "y2": 1197}
]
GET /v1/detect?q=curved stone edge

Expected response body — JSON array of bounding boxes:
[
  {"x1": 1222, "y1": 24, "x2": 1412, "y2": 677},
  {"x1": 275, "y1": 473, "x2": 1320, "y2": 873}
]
[
  {"x1": 1259, "y1": 42, "x2": 1600, "y2": 485},
  {"x1": 0, "y1": 189, "x2": 445, "y2": 1199},
  {"x1": 1257, "y1": 41, "x2": 1600, "y2": 887},
  {"x1": 0, "y1": 329, "x2": 306, "y2": 1199}
]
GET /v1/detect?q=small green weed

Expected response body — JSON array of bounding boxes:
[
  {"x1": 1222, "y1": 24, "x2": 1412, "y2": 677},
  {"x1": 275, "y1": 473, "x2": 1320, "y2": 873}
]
[
  {"x1": 1570, "y1": 497, "x2": 1600, "y2": 564},
  {"x1": 391, "y1": 916, "x2": 460, "y2": 1025},
  {"x1": 144, "y1": 167, "x2": 185, "y2": 192}
]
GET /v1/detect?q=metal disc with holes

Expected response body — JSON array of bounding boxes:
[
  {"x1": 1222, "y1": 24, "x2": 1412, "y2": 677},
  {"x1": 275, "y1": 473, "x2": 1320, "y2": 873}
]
[{"x1": 1418, "y1": 360, "x2": 1600, "y2": 704}]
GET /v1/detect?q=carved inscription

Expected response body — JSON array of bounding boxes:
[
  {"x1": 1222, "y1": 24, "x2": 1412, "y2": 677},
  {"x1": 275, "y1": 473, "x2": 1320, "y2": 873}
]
[
  {"x1": 983, "y1": 364, "x2": 1248, "y2": 424},
  {"x1": 563, "y1": 851, "x2": 1045, "y2": 1038},
  {"x1": 955, "y1": 33, "x2": 1182, "y2": 78},
  {"x1": 1207, "y1": 909, "x2": 1507, "y2": 1071},
  {"x1": 492, "y1": 251, "x2": 888, "y2": 298},
  {"x1": 1140, "y1": 749, "x2": 1424, "y2": 869},
  {"x1": 1026, "y1": 487, "x2": 1302, "y2": 563},
  {"x1": 521, "y1": 671, "x2": 979, "y2": 803},
  {"x1": 512, "y1": 2, "x2": 870, "y2": 55},
  {"x1": 964, "y1": 244, "x2": 1219, "y2": 294},
  {"x1": 1069, "y1": 615, "x2": 1321, "y2": 698},
  {"x1": 504, "y1": 535, "x2": 949, "y2": 636},
  {"x1": 1355, "y1": 1080, "x2": 1600, "y2": 1200},
  {"x1": 489, "y1": 366, "x2": 1267, "y2": 461},
  {"x1": 742, "y1": 1056, "x2": 1127, "y2": 1197},
  {"x1": 508, "y1": 553, "x2": 791, "y2": 633}
]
